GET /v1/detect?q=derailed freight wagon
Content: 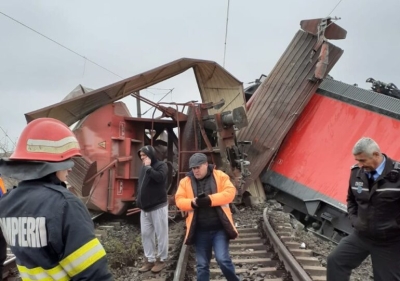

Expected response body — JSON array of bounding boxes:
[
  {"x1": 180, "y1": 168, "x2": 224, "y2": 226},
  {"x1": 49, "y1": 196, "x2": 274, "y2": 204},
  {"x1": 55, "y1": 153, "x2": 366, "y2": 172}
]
[
  {"x1": 260, "y1": 78, "x2": 400, "y2": 242},
  {"x1": 24, "y1": 58, "x2": 257, "y2": 216}
]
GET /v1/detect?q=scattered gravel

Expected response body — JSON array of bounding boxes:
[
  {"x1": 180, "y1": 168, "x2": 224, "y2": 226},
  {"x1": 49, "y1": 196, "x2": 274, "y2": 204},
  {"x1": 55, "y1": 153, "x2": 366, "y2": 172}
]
[
  {"x1": 266, "y1": 200, "x2": 373, "y2": 281},
  {"x1": 291, "y1": 221, "x2": 373, "y2": 281},
  {"x1": 97, "y1": 214, "x2": 184, "y2": 281}
]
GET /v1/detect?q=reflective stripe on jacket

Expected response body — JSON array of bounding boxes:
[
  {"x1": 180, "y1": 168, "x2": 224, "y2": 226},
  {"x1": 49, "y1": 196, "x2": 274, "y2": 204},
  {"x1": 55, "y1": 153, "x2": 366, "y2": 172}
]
[
  {"x1": 0, "y1": 180, "x2": 112, "y2": 280},
  {"x1": 16, "y1": 238, "x2": 106, "y2": 280},
  {"x1": 175, "y1": 168, "x2": 238, "y2": 245}
]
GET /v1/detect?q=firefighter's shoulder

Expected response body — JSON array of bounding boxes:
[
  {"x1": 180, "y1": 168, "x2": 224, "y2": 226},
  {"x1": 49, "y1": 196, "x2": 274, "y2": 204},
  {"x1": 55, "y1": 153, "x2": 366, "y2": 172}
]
[
  {"x1": 43, "y1": 183, "x2": 77, "y2": 200},
  {"x1": 350, "y1": 164, "x2": 359, "y2": 170}
]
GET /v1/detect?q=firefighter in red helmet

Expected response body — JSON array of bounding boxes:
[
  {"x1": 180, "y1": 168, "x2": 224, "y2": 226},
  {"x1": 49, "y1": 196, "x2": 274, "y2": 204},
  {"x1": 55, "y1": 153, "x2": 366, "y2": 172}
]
[{"x1": 0, "y1": 118, "x2": 112, "y2": 280}]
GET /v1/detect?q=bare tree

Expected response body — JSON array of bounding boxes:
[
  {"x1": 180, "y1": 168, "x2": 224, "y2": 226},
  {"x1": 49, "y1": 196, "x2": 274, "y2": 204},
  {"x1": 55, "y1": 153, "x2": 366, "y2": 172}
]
[{"x1": 0, "y1": 140, "x2": 18, "y2": 190}]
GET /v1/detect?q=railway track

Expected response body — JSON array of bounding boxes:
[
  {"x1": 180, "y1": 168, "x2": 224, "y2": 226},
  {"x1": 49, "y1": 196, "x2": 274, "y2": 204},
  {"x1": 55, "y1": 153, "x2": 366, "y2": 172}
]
[
  {"x1": 1, "y1": 211, "x2": 105, "y2": 281},
  {"x1": 170, "y1": 206, "x2": 327, "y2": 281}
]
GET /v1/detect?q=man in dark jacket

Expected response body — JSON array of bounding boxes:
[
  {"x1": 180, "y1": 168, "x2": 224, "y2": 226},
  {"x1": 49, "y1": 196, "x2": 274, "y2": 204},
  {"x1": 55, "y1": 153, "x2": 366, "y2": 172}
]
[
  {"x1": 137, "y1": 145, "x2": 169, "y2": 273},
  {"x1": 327, "y1": 137, "x2": 400, "y2": 281}
]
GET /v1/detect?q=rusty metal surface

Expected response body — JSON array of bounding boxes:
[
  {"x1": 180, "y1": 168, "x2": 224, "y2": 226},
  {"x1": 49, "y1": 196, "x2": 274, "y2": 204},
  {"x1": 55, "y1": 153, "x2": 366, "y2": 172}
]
[
  {"x1": 25, "y1": 58, "x2": 243, "y2": 126},
  {"x1": 177, "y1": 103, "x2": 219, "y2": 180},
  {"x1": 174, "y1": 101, "x2": 251, "y2": 191},
  {"x1": 300, "y1": 17, "x2": 347, "y2": 40},
  {"x1": 238, "y1": 20, "x2": 345, "y2": 189},
  {"x1": 68, "y1": 157, "x2": 97, "y2": 197}
]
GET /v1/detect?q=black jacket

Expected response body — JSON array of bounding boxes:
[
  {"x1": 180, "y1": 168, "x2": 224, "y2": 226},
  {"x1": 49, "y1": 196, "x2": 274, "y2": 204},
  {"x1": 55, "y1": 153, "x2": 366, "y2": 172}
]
[
  {"x1": 190, "y1": 166, "x2": 222, "y2": 231},
  {"x1": 136, "y1": 145, "x2": 168, "y2": 212},
  {"x1": 347, "y1": 155, "x2": 400, "y2": 241},
  {"x1": 0, "y1": 174, "x2": 112, "y2": 280}
]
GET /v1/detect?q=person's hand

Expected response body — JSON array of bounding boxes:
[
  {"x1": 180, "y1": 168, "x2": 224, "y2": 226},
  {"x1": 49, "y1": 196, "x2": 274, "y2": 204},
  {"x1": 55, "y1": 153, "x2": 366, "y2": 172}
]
[
  {"x1": 196, "y1": 196, "x2": 211, "y2": 208},
  {"x1": 143, "y1": 157, "x2": 151, "y2": 166},
  {"x1": 191, "y1": 197, "x2": 198, "y2": 209}
]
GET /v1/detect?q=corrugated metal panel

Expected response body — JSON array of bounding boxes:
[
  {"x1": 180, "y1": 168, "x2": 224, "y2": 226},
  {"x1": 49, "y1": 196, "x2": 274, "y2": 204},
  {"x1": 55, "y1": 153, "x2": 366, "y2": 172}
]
[
  {"x1": 237, "y1": 30, "x2": 344, "y2": 188},
  {"x1": 25, "y1": 58, "x2": 244, "y2": 125},
  {"x1": 347, "y1": 86, "x2": 374, "y2": 103},
  {"x1": 195, "y1": 63, "x2": 245, "y2": 113},
  {"x1": 371, "y1": 94, "x2": 397, "y2": 112},
  {"x1": 62, "y1": 84, "x2": 93, "y2": 101},
  {"x1": 318, "y1": 79, "x2": 400, "y2": 119},
  {"x1": 319, "y1": 79, "x2": 350, "y2": 93}
]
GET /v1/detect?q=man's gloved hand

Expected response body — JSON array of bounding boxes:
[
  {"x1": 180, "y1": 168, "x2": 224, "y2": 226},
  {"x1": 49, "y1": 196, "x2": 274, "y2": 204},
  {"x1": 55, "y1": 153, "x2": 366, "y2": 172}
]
[{"x1": 196, "y1": 196, "x2": 211, "y2": 208}]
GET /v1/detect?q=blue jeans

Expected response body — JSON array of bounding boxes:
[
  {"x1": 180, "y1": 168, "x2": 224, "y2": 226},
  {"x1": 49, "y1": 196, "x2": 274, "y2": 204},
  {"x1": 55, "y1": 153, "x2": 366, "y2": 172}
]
[{"x1": 194, "y1": 229, "x2": 239, "y2": 281}]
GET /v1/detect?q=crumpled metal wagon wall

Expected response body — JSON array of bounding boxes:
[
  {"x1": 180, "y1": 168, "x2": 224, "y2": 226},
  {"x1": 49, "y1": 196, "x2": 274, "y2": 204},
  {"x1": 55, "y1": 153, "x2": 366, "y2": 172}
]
[{"x1": 238, "y1": 28, "x2": 344, "y2": 188}]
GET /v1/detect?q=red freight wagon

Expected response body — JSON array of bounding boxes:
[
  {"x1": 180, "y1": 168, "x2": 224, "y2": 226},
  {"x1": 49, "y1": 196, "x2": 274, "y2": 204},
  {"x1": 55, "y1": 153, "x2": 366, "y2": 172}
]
[{"x1": 261, "y1": 78, "x2": 400, "y2": 242}]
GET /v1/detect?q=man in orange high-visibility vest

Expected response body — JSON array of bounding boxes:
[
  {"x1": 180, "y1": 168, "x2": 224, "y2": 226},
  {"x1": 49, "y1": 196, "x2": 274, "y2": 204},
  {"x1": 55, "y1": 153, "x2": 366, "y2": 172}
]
[{"x1": 0, "y1": 174, "x2": 6, "y2": 278}]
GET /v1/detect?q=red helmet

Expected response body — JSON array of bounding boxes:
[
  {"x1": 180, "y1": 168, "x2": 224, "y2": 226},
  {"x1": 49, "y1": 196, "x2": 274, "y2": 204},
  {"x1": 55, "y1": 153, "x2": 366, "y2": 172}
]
[{"x1": 10, "y1": 118, "x2": 81, "y2": 162}]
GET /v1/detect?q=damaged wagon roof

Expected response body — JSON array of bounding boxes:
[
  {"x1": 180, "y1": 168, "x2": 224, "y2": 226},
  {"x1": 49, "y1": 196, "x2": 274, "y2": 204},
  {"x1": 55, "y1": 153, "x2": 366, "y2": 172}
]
[{"x1": 25, "y1": 58, "x2": 245, "y2": 126}]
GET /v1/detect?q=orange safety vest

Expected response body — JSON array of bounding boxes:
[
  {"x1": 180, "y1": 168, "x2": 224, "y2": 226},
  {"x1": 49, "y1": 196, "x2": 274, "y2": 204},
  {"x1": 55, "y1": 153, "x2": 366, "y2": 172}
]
[
  {"x1": 175, "y1": 169, "x2": 238, "y2": 245},
  {"x1": 0, "y1": 177, "x2": 6, "y2": 196}
]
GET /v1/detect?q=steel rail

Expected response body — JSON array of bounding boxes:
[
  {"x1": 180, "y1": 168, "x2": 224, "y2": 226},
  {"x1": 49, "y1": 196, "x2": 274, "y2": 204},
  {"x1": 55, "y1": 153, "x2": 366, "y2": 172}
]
[
  {"x1": 263, "y1": 207, "x2": 313, "y2": 281},
  {"x1": 3, "y1": 257, "x2": 15, "y2": 266},
  {"x1": 172, "y1": 242, "x2": 189, "y2": 281}
]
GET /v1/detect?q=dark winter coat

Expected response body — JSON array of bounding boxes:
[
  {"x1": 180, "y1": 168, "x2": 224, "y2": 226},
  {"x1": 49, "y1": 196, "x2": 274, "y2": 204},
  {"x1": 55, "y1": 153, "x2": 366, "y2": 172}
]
[
  {"x1": 136, "y1": 145, "x2": 168, "y2": 212},
  {"x1": 0, "y1": 173, "x2": 112, "y2": 280},
  {"x1": 347, "y1": 155, "x2": 400, "y2": 241}
]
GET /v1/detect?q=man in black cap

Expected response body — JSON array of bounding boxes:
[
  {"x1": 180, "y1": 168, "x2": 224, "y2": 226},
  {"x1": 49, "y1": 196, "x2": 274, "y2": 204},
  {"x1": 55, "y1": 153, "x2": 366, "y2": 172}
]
[{"x1": 175, "y1": 153, "x2": 239, "y2": 281}]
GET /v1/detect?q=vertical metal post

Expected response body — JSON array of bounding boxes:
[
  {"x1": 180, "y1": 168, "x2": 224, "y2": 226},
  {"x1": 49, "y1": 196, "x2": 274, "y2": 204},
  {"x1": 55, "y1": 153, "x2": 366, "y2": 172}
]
[{"x1": 135, "y1": 91, "x2": 142, "y2": 117}]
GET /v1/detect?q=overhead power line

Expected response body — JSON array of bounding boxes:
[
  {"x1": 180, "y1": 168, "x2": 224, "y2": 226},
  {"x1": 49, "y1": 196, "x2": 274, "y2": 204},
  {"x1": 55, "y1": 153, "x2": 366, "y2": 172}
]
[
  {"x1": 0, "y1": 10, "x2": 178, "y2": 94},
  {"x1": 142, "y1": 89, "x2": 174, "y2": 115},
  {"x1": 222, "y1": 0, "x2": 230, "y2": 68},
  {"x1": 0, "y1": 10, "x2": 124, "y2": 79},
  {"x1": 328, "y1": 0, "x2": 344, "y2": 16}
]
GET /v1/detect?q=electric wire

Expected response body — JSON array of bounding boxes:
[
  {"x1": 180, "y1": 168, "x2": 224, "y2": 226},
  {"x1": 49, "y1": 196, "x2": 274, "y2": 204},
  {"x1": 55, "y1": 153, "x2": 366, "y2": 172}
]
[
  {"x1": 328, "y1": 0, "x2": 344, "y2": 16},
  {"x1": 0, "y1": 10, "x2": 176, "y2": 141},
  {"x1": 0, "y1": 10, "x2": 124, "y2": 79},
  {"x1": 222, "y1": 0, "x2": 230, "y2": 68}
]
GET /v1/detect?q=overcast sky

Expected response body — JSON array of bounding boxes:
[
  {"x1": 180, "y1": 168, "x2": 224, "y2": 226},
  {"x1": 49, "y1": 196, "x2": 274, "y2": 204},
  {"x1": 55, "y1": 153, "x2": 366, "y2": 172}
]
[{"x1": 1, "y1": 0, "x2": 399, "y2": 150}]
